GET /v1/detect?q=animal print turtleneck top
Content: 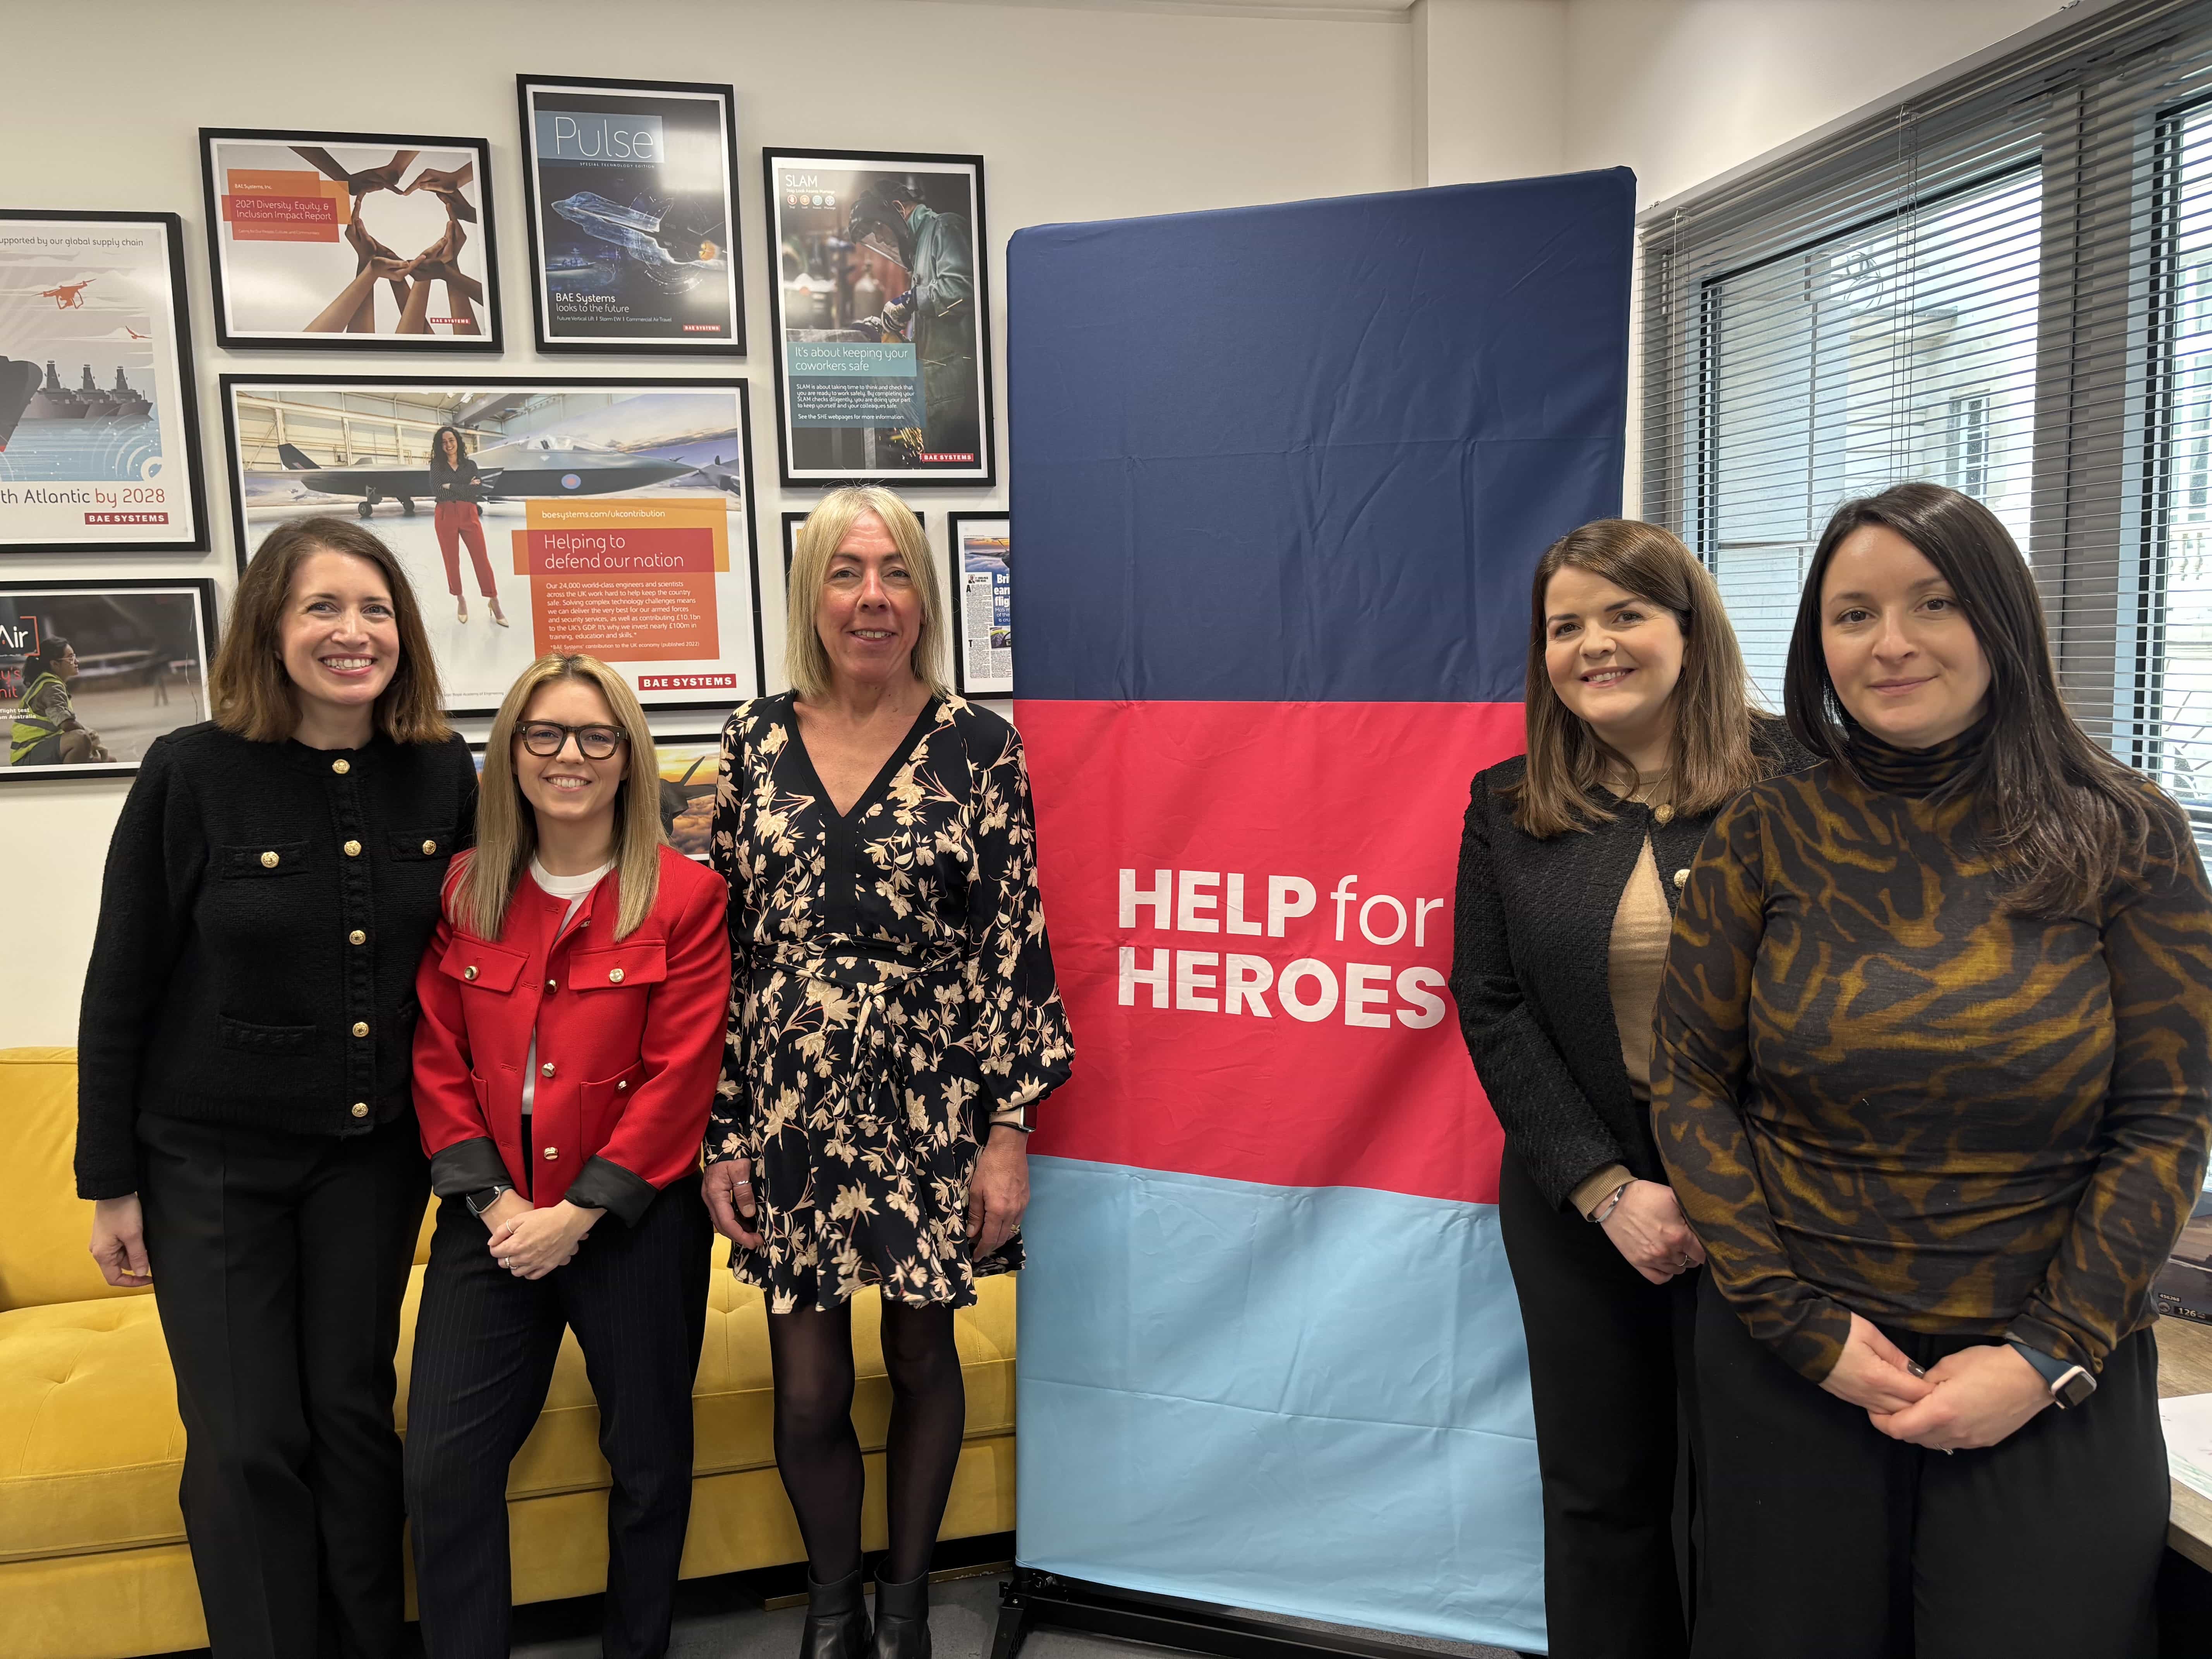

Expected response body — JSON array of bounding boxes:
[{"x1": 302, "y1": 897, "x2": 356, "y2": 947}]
[{"x1": 1653, "y1": 722, "x2": 2212, "y2": 1383}]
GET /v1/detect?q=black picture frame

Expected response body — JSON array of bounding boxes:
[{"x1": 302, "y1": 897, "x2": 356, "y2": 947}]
[
  {"x1": 0, "y1": 210, "x2": 210, "y2": 553},
  {"x1": 198, "y1": 127, "x2": 503, "y2": 353},
  {"x1": 780, "y1": 507, "x2": 927, "y2": 582},
  {"x1": 516, "y1": 75, "x2": 746, "y2": 356},
  {"x1": 221, "y1": 374, "x2": 764, "y2": 717},
  {"x1": 762, "y1": 146, "x2": 995, "y2": 489},
  {"x1": 0, "y1": 576, "x2": 220, "y2": 781},
  {"x1": 945, "y1": 511, "x2": 1012, "y2": 697}
]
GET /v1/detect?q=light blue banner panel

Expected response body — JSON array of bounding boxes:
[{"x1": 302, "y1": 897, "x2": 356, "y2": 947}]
[{"x1": 1018, "y1": 1156, "x2": 1544, "y2": 1651}]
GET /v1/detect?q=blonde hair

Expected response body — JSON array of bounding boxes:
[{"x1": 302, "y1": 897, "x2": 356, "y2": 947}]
[
  {"x1": 453, "y1": 655, "x2": 664, "y2": 941},
  {"x1": 784, "y1": 487, "x2": 948, "y2": 700}
]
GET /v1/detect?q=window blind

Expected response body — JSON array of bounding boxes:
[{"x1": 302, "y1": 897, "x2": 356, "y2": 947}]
[{"x1": 1642, "y1": 0, "x2": 2212, "y2": 856}]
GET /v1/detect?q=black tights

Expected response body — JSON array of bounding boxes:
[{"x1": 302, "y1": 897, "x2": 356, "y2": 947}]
[{"x1": 767, "y1": 1296, "x2": 967, "y2": 1585}]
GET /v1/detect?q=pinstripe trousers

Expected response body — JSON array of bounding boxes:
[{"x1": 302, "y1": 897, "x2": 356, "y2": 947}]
[{"x1": 404, "y1": 1173, "x2": 710, "y2": 1659}]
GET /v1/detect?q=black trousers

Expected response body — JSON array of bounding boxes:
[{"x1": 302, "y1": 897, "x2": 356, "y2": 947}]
[
  {"x1": 405, "y1": 1172, "x2": 711, "y2": 1659},
  {"x1": 1498, "y1": 1147, "x2": 1698, "y2": 1659},
  {"x1": 137, "y1": 1111, "x2": 429, "y2": 1659},
  {"x1": 1691, "y1": 1274, "x2": 2166, "y2": 1659}
]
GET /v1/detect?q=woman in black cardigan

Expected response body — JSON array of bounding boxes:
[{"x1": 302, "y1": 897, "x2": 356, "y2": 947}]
[
  {"x1": 1450, "y1": 519, "x2": 1800, "y2": 1659},
  {"x1": 78, "y1": 515, "x2": 476, "y2": 1659}
]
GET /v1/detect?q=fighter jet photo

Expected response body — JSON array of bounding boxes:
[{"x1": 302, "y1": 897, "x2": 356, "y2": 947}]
[
  {"x1": 550, "y1": 192, "x2": 726, "y2": 295},
  {"x1": 268, "y1": 435, "x2": 694, "y2": 517}
]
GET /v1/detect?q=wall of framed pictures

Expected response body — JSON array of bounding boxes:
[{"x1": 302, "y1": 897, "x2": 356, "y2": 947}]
[{"x1": 0, "y1": 0, "x2": 1410, "y2": 1045}]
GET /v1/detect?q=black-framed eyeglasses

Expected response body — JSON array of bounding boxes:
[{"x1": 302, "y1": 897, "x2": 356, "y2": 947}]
[{"x1": 515, "y1": 721, "x2": 627, "y2": 760}]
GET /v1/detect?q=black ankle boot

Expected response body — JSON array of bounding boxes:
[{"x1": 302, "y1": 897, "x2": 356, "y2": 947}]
[
  {"x1": 802, "y1": 1568, "x2": 872, "y2": 1659},
  {"x1": 871, "y1": 1571, "x2": 931, "y2": 1659}
]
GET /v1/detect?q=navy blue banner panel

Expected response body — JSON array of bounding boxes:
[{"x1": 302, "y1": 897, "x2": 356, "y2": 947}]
[
  {"x1": 1013, "y1": 169, "x2": 1631, "y2": 704},
  {"x1": 1010, "y1": 171, "x2": 1635, "y2": 1650}
]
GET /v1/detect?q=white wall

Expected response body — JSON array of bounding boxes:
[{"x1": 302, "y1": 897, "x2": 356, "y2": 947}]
[
  {"x1": 0, "y1": 0, "x2": 2103, "y2": 1046},
  {"x1": 1563, "y1": 0, "x2": 2074, "y2": 209},
  {"x1": 0, "y1": 0, "x2": 1411, "y2": 1046}
]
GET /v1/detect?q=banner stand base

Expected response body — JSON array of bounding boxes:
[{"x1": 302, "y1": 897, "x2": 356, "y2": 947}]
[{"x1": 991, "y1": 1569, "x2": 1528, "y2": 1659}]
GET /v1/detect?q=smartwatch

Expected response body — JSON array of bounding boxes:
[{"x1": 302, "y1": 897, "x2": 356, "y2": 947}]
[
  {"x1": 464, "y1": 1184, "x2": 512, "y2": 1217},
  {"x1": 2008, "y1": 1339, "x2": 2098, "y2": 1409}
]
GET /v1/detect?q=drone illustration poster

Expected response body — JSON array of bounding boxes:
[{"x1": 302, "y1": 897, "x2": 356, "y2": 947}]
[
  {"x1": 764, "y1": 148, "x2": 993, "y2": 488},
  {"x1": 517, "y1": 76, "x2": 744, "y2": 354},
  {"x1": 0, "y1": 211, "x2": 208, "y2": 552},
  {"x1": 223, "y1": 376, "x2": 764, "y2": 714},
  {"x1": 199, "y1": 129, "x2": 502, "y2": 351}
]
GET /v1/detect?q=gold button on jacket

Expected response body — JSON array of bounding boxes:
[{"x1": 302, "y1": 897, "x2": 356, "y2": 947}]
[
  {"x1": 543, "y1": 1147, "x2": 559, "y2": 1161},
  {"x1": 343, "y1": 840, "x2": 362, "y2": 857},
  {"x1": 421, "y1": 839, "x2": 437, "y2": 855},
  {"x1": 350, "y1": 1102, "x2": 369, "y2": 1118},
  {"x1": 352, "y1": 1022, "x2": 369, "y2": 1038},
  {"x1": 608, "y1": 967, "x2": 625, "y2": 983},
  {"x1": 541, "y1": 1061, "x2": 556, "y2": 1077},
  {"x1": 259, "y1": 850, "x2": 280, "y2": 869},
  {"x1": 349, "y1": 929, "x2": 367, "y2": 945},
  {"x1": 1674, "y1": 869, "x2": 1690, "y2": 888},
  {"x1": 463, "y1": 965, "x2": 479, "y2": 981},
  {"x1": 331, "y1": 758, "x2": 350, "y2": 775}
]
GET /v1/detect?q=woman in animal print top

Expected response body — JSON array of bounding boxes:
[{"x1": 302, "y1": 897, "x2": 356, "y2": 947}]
[{"x1": 1653, "y1": 483, "x2": 2212, "y2": 1659}]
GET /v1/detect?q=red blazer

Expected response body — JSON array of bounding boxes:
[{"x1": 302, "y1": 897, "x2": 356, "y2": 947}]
[{"x1": 412, "y1": 845, "x2": 729, "y2": 1221}]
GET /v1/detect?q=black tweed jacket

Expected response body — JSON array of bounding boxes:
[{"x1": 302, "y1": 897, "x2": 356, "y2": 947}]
[{"x1": 1449, "y1": 723, "x2": 1808, "y2": 1211}]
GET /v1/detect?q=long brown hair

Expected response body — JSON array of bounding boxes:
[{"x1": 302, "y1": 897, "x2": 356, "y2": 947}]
[
  {"x1": 452, "y1": 654, "x2": 664, "y2": 942},
  {"x1": 210, "y1": 515, "x2": 450, "y2": 744},
  {"x1": 1510, "y1": 519, "x2": 1761, "y2": 837},
  {"x1": 1784, "y1": 483, "x2": 2167, "y2": 916}
]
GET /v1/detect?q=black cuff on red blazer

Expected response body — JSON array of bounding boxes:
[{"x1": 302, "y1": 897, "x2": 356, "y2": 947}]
[
  {"x1": 429, "y1": 1137, "x2": 509, "y2": 1200},
  {"x1": 564, "y1": 1155, "x2": 657, "y2": 1226}
]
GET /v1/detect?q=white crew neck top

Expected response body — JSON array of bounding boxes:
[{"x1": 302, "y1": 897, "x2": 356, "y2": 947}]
[{"x1": 520, "y1": 857, "x2": 615, "y2": 1126}]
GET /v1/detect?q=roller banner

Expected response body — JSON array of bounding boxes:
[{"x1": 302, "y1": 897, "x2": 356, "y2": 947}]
[{"x1": 1008, "y1": 169, "x2": 1635, "y2": 1650}]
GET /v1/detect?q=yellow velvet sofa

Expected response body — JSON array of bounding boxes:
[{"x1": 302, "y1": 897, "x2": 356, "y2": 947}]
[{"x1": 0, "y1": 1048, "x2": 1018, "y2": 1659}]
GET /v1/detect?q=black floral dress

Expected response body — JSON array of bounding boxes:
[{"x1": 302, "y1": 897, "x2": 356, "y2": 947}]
[{"x1": 708, "y1": 693, "x2": 1074, "y2": 1311}]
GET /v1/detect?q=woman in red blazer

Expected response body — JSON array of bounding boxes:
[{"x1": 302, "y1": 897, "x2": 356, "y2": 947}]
[{"x1": 406, "y1": 654, "x2": 728, "y2": 1659}]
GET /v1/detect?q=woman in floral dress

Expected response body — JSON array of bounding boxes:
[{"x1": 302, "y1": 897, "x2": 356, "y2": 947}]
[{"x1": 703, "y1": 487, "x2": 1072, "y2": 1659}]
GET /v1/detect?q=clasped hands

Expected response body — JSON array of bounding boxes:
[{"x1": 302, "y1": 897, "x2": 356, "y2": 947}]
[
  {"x1": 702, "y1": 1125, "x2": 1032, "y2": 1257},
  {"x1": 1820, "y1": 1313, "x2": 2052, "y2": 1451},
  {"x1": 477, "y1": 1191, "x2": 600, "y2": 1279}
]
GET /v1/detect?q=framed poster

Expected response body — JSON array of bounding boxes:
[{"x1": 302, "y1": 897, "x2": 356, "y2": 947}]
[
  {"x1": 223, "y1": 376, "x2": 763, "y2": 716},
  {"x1": 0, "y1": 578, "x2": 218, "y2": 780},
  {"x1": 946, "y1": 513, "x2": 1011, "y2": 696},
  {"x1": 517, "y1": 76, "x2": 744, "y2": 354},
  {"x1": 763, "y1": 148, "x2": 993, "y2": 488},
  {"x1": 0, "y1": 211, "x2": 208, "y2": 552},
  {"x1": 652, "y1": 733, "x2": 721, "y2": 861},
  {"x1": 199, "y1": 129, "x2": 501, "y2": 350},
  {"x1": 780, "y1": 507, "x2": 925, "y2": 581}
]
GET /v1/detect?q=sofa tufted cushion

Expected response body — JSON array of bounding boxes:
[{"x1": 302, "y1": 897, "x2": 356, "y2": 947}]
[
  {"x1": 4, "y1": 1226, "x2": 1016, "y2": 1560},
  {"x1": 0, "y1": 1296, "x2": 185, "y2": 1563}
]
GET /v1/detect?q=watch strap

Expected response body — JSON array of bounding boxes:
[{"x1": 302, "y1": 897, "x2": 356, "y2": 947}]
[
  {"x1": 2008, "y1": 1339, "x2": 2097, "y2": 1408},
  {"x1": 464, "y1": 1184, "x2": 512, "y2": 1216}
]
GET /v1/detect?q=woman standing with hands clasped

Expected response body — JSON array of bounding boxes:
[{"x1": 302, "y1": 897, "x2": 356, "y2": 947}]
[
  {"x1": 406, "y1": 654, "x2": 728, "y2": 1659},
  {"x1": 1451, "y1": 520, "x2": 1803, "y2": 1659},
  {"x1": 1655, "y1": 484, "x2": 2212, "y2": 1658},
  {"x1": 77, "y1": 516, "x2": 475, "y2": 1659},
  {"x1": 704, "y1": 488, "x2": 1072, "y2": 1659}
]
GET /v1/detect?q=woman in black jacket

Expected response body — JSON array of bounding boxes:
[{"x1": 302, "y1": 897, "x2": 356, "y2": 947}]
[
  {"x1": 78, "y1": 514, "x2": 476, "y2": 1659},
  {"x1": 1450, "y1": 519, "x2": 1799, "y2": 1659},
  {"x1": 428, "y1": 423, "x2": 505, "y2": 627}
]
